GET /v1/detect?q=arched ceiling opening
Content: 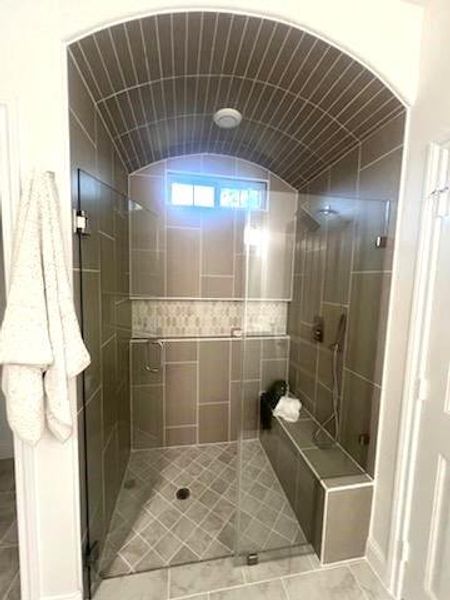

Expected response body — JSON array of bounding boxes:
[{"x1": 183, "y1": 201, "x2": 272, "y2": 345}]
[{"x1": 69, "y1": 12, "x2": 405, "y2": 188}]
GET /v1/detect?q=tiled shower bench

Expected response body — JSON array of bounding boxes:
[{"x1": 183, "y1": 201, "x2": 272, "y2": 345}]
[{"x1": 260, "y1": 413, "x2": 373, "y2": 564}]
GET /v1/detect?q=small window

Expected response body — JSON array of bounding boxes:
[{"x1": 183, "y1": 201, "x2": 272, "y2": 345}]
[{"x1": 168, "y1": 173, "x2": 267, "y2": 210}]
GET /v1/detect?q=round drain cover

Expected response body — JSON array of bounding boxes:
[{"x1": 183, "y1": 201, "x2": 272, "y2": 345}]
[
  {"x1": 124, "y1": 479, "x2": 136, "y2": 489},
  {"x1": 176, "y1": 487, "x2": 190, "y2": 500}
]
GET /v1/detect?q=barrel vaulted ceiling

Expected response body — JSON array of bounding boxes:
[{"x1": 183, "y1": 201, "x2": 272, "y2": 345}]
[{"x1": 69, "y1": 12, "x2": 405, "y2": 188}]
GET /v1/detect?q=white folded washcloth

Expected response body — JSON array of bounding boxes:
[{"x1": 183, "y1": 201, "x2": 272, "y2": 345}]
[{"x1": 273, "y1": 395, "x2": 302, "y2": 423}]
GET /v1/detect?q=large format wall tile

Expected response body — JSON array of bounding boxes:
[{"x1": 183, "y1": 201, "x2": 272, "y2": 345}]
[
  {"x1": 167, "y1": 228, "x2": 201, "y2": 297},
  {"x1": 132, "y1": 385, "x2": 164, "y2": 449},
  {"x1": 129, "y1": 154, "x2": 297, "y2": 301},
  {"x1": 199, "y1": 404, "x2": 229, "y2": 443},
  {"x1": 78, "y1": 271, "x2": 101, "y2": 403},
  {"x1": 70, "y1": 52, "x2": 132, "y2": 584},
  {"x1": 165, "y1": 363, "x2": 197, "y2": 427},
  {"x1": 101, "y1": 336, "x2": 117, "y2": 446},
  {"x1": 323, "y1": 220, "x2": 353, "y2": 305},
  {"x1": 355, "y1": 148, "x2": 403, "y2": 273},
  {"x1": 346, "y1": 272, "x2": 391, "y2": 385},
  {"x1": 329, "y1": 148, "x2": 359, "y2": 198},
  {"x1": 165, "y1": 426, "x2": 197, "y2": 446},
  {"x1": 322, "y1": 487, "x2": 373, "y2": 563},
  {"x1": 84, "y1": 388, "x2": 104, "y2": 548},
  {"x1": 202, "y1": 211, "x2": 234, "y2": 276},
  {"x1": 199, "y1": 341, "x2": 230, "y2": 404},
  {"x1": 341, "y1": 370, "x2": 381, "y2": 475},
  {"x1": 130, "y1": 337, "x2": 289, "y2": 448},
  {"x1": 287, "y1": 119, "x2": 404, "y2": 473}
]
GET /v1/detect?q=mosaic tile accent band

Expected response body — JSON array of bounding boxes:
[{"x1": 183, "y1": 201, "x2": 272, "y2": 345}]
[{"x1": 132, "y1": 300, "x2": 288, "y2": 337}]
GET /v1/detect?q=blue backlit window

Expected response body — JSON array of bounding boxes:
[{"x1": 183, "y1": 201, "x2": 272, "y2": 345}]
[{"x1": 168, "y1": 173, "x2": 267, "y2": 210}]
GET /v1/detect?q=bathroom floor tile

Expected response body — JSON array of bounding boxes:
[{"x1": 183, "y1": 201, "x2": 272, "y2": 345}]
[
  {"x1": 282, "y1": 566, "x2": 365, "y2": 599},
  {"x1": 95, "y1": 569, "x2": 168, "y2": 600},
  {"x1": 169, "y1": 557, "x2": 244, "y2": 598},
  {"x1": 100, "y1": 441, "x2": 307, "y2": 577},
  {"x1": 242, "y1": 553, "x2": 314, "y2": 583},
  {"x1": 349, "y1": 561, "x2": 394, "y2": 599},
  {"x1": 210, "y1": 579, "x2": 288, "y2": 600}
]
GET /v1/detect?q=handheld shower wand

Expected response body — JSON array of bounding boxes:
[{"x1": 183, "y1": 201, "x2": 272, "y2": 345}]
[{"x1": 313, "y1": 313, "x2": 346, "y2": 448}]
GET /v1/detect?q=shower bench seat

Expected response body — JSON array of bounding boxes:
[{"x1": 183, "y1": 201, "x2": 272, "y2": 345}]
[{"x1": 260, "y1": 412, "x2": 373, "y2": 565}]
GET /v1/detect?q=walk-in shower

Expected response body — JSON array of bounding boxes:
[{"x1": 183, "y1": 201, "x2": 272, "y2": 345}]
[{"x1": 68, "y1": 11, "x2": 406, "y2": 598}]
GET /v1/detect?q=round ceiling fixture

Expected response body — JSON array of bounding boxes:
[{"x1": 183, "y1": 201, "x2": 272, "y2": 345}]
[{"x1": 213, "y1": 108, "x2": 242, "y2": 129}]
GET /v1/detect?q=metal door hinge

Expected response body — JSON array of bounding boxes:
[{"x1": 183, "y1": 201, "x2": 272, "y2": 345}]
[{"x1": 73, "y1": 209, "x2": 90, "y2": 235}]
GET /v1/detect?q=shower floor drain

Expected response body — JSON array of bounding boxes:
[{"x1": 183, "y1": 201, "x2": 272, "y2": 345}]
[{"x1": 176, "y1": 487, "x2": 190, "y2": 500}]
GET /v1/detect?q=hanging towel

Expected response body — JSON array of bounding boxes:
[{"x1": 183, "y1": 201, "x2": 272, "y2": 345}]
[
  {"x1": 0, "y1": 172, "x2": 90, "y2": 444},
  {"x1": 273, "y1": 395, "x2": 302, "y2": 423}
]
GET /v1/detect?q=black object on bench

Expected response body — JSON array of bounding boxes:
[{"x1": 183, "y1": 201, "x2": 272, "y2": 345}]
[{"x1": 260, "y1": 380, "x2": 288, "y2": 430}]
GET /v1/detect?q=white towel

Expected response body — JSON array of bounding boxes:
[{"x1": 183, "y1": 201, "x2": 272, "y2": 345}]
[
  {"x1": 273, "y1": 395, "x2": 302, "y2": 423},
  {"x1": 0, "y1": 172, "x2": 90, "y2": 444}
]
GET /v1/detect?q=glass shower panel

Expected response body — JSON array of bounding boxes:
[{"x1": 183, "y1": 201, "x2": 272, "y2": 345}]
[
  {"x1": 236, "y1": 187, "x2": 311, "y2": 564},
  {"x1": 235, "y1": 189, "x2": 394, "y2": 564},
  {"x1": 76, "y1": 170, "x2": 132, "y2": 597},
  {"x1": 129, "y1": 196, "x2": 165, "y2": 300}
]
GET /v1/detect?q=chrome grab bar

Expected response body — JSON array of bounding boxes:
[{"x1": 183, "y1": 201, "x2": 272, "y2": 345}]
[{"x1": 144, "y1": 339, "x2": 163, "y2": 373}]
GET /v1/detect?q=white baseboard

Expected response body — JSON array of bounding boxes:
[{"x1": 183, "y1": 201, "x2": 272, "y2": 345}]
[
  {"x1": 366, "y1": 537, "x2": 387, "y2": 582},
  {"x1": 41, "y1": 591, "x2": 83, "y2": 600}
]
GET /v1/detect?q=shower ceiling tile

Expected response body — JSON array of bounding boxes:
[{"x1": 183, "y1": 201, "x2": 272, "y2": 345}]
[{"x1": 69, "y1": 12, "x2": 405, "y2": 186}]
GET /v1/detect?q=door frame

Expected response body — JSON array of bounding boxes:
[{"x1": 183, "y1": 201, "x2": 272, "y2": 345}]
[
  {"x1": 388, "y1": 140, "x2": 449, "y2": 599},
  {"x1": 0, "y1": 98, "x2": 42, "y2": 600}
]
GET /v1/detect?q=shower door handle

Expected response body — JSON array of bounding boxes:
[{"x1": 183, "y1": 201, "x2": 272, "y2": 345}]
[{"x1": 144, "y1": 339, "x2": 163, "y2": 373}]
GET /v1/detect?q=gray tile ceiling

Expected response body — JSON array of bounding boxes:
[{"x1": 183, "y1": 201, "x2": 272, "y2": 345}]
[{"x1": 69, "y1": 12, "x2": 405, "y2": 188}]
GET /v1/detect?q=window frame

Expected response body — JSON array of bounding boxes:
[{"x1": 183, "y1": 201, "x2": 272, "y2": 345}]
[{"x1": 167, "y1": 171, "x2": 268, "y2": 211}]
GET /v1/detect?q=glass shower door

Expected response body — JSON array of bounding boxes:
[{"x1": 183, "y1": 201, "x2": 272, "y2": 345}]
[
  {"x1": 235, "y1": 188, "x2": 312, "y2": 565},
  {"x1": 75, "y1": 169, "x2": 132, "y2": 598}
]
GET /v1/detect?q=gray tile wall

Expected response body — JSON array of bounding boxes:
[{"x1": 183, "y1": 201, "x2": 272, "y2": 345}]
[
  {"x1": 131, "y1": 337, "x2": 289, "y2": 449},
  {"x1": 69, "y1": 51, "x2": 131, "y2": 586},
  {"x1": 287, "y1": 113, "x2": 405, "y2": 476},
  {"x1": 129, "y1": 154, "x2": 297, "y2": 301},
  {"x1": 129, "y1": 154, "x2": 296, "y2": 448}
]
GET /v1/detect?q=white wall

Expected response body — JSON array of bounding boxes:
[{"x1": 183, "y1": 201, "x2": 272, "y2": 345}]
[
  {"x1": 0, "y1": 1, "x2": 425, "y2": 598},
  {"x1": 368, "y1": 0, "x2": 450, "y2": 590},
  {"x1": 58, "y1": 0, "x2": 423, "y2": 103}
]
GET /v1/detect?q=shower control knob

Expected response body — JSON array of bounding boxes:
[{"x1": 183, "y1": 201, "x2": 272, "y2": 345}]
[
  {"x1": 358, "y1": 433, "x2": 370, "y2": 446},
  {"x1": 312, "y1": 316, "x2": 324, "y2": 343}
]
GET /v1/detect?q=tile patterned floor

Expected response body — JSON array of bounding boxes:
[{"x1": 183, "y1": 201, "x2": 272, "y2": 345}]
[
  {"x1": 100, "y1": 441, "x2": 306, "y2": 577},
  {"x1": 95, "y1": 555, "x2": 394, "y2": 599},
  {"x1": 0, "y1": 459, "x2": 20, "y2": 599}
]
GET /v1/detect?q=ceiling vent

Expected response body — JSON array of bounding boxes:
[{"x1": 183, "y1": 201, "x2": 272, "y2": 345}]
[{"x1": 213, "y1": 108, "x2": 242, "y2": 129}]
